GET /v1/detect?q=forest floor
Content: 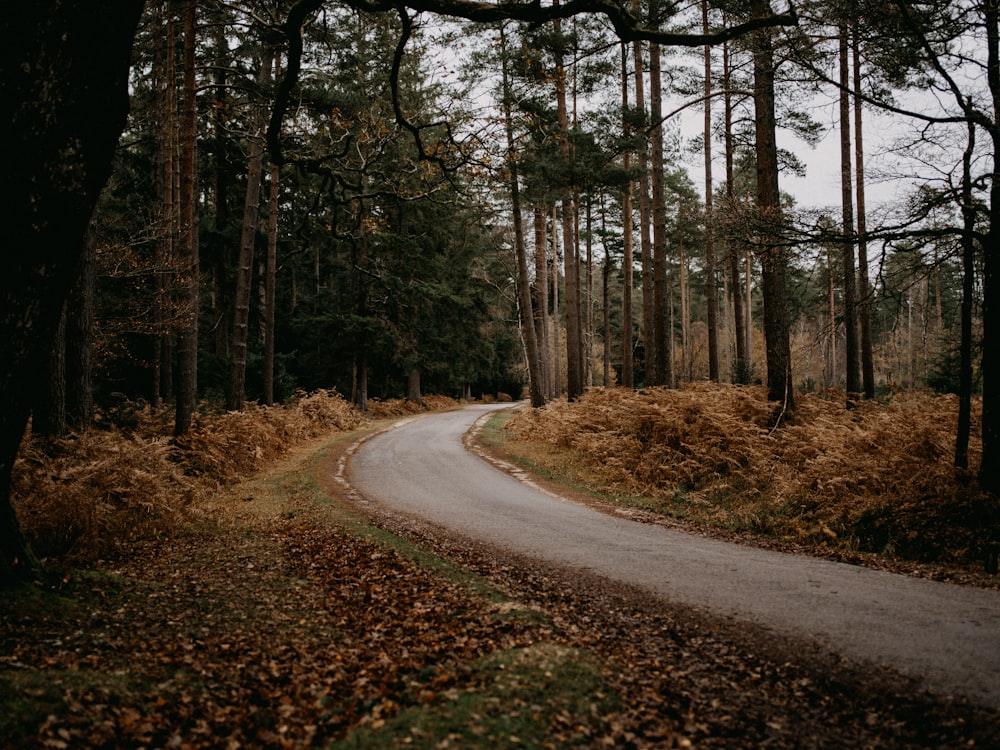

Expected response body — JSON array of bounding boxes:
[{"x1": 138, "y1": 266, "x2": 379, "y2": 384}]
[{"x1": 3, "y1": 388, "x2": 1000, "y2": 747}]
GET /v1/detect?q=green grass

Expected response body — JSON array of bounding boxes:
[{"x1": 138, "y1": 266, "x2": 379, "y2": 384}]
[{"x1": 329, "y1": 643, "x2": 617, "y2": 749}]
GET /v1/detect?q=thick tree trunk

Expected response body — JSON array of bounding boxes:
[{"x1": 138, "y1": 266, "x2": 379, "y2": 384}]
[
  {"x1": 852, "y1": 27, "x2": 875, "y2": 399},
  {"x1": 621, "y1": 43, "x2": 635, "y2": 388},
  {"x1": 264, "y1": 160, "x2": 279, "y2": 407},
  {"x1": 551, "y1": 207, "x2": 563, "y2": 396},
  {"x1": 956, "y1": 118, "x2": 976, "y2": 470},
  {"x1": 703, "y1": 0, "x2": 720, "y2": 382},
  {"x1": 33, "y1": 306, "x2": 67, "y2": 439},
  {"x1": 1, "y1": 1, "x2": 143, "y2": 584},
  {"x1": 554, "y1": 8, "x2": 584, "y2": 401},
  {"x1": 66, "y1": 222, "x2": 96, "y2": 429},
  {"x1": 631, "y1": 16, "x2": 654, "y2": 387},
  {"x1": 979, "y1": 0, "x2": 999, "y2": 495},
  {"x1": 650, "y1": 33, "x2": 671, "y2": 387},
  {"x1": 406, "y1": 369, "x2": 422, "y2": 403},
  {"x1": 723, "y1": 34, "x2": 748, "y2": 382},
  {"x1": 750, "y1": 0, "x2": 794, "y2": 415},
  {"x1": 533, "y1": 206, "x2": 551, "y2": 396},
  {"x1": 839, "y1": 26, "x2": 861, "y2": 400}
]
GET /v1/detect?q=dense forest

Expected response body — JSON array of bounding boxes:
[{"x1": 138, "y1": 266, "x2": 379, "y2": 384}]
[{"x1": 2, "y1": 0, "x2": 998, "y2": 582}]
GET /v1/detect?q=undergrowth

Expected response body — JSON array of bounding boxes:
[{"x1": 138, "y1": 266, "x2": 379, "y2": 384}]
[
  {"x1": 498, "y1": 384, "x2": 1000, "y2": 573},
  {"x1": 11, "y1": 391, "x2": 458, "y2": 564}
]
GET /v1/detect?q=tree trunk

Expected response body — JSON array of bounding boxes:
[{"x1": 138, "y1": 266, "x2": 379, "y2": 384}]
[
  {"x1": 723, "y1": 32, "x2": 748, "y2": 382},
  {"x1": 751, "y1": 0, "x2": 794, "y2": 415},
  {"x1": 407, "y1": 368, "x2": 422, "y2": 403},
  {"x1": 555, "y1": 8, "x2": 584, "y2": 401},
  {"x1": 66, "y1": 222, "x2": 96, "y2": 429},
  {"x1": 228, "y1": 51, "x2": 274, "y2": 411},
  {"x1": 533, "y1": 205, "x2": 551, "y2": 396},
  {"x1": 978, "y1": 0, "x2": 999, "y2": 494},
  {"x1": 174, "y1": 0, "x2": 200, "y2": 436},
  {"x1": 679, "y1": 231, "x2": 690, "y2": 380},
  {"x1": 852, "y1": 27, "x2": 876, "y2": 399},
  {"x1": 621, "y1": 42, "x2": 635, "y2": 388},
  {"x1": 1, "y1": 0, "x2": 143, "y2": 584},
  {"x1": 839, "y1": 25, "x2": 861, "y2": 400},
  {"x1": 551, "y1": 206, "x2": 562, "y2": 396},
  {"x1": 650, "y1": 28, "x2": 671, "y2": 387},
  {"x1": 631, "y1": 11, "x2": 654, "y2": 387},
  {"x1": 502, "y1": 27, "x2": 546, "y2": 408},
  {"x1": 33, "y1": 305, "x2": 67, "y2": 439},
  {"x1": 703, "y1": 0, "x2": 720, "y2": 381},
  {"x1": 956, "y1": 117, "x2": 976, "y2": 470},
  {"x1": 264, "y1": 159, "x2": 279, "y2": 406}
]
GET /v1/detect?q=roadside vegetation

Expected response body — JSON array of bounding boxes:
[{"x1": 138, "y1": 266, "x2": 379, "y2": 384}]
[
  {"x1": 485, "y1": 384, "x2": 1000, "y2": 584},
  {"x1": 3, "y1": 386, "x2": 999, "y2": 747}
]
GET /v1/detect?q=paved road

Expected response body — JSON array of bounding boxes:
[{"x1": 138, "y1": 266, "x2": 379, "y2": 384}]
[{"x1": 347, "y1": 403, "x2": 1000, "y2": 708}]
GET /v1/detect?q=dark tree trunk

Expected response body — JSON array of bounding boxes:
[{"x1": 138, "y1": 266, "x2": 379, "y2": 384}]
[
  {"x1": 33, "y1": 305, "x2": 68, "y2": 439},
  {"x1": 1, "y1": 1, "x2": 144, "y2": 584},
  {"x1": 852, "y1": 27, "x2": 875, "y2": 399},
  {"x1": 407, "y1": 369, "x2": 422, "y2": 403},
  {"x1": 703, "y1": 0, "x2": 720, "y2": 382},
  {"x1": 839, "y1": 25, "x2": 861, "y2": 399},
  {"x1": 979, "y1": 0, "x2": 999, "y2": 494},
  {"x1": 264, "y1": 160, "x2": 279, "y2": 407},
  {"x1": 723, "y1": 33, "x2": 748, "y2": 382},
  {"x1": 650, "y1": 32, "x2": 671, "y2": 387},
  {"x1": 631, "y1": 15, "x2": 654, "y2": 386},
  {"x1": 533, "y1": 205, "x2": 551, "y2": 397},
  {"x1": 621, "y1": 42, "x2": 635, "y2": 389},
  {"x1": 502, "y1": 27, "x2": 545, "y2": 408},
  {"x1": 174, "y1": 0, "x2": 199, "y2": 436},
  {"x1": 66, "y1": 222, "x2": 96, "y2": 429},
  {"x1": 228, "y1": 51, "x2": 274, "y2": 411},
  {"x1": 956, "y1": 117, "x2": 976, "y2": 470},
  {"x1": 750, "y1": 0, "x2": 794, "y2": 415}
]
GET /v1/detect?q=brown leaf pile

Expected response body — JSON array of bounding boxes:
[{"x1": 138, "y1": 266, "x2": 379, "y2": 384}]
[
  {"x1": 11, "y1": 391, "x2": 457, "y2": 563},
  {"x1": 503, "y1": 384, "x2": 998, "y2": 568}
]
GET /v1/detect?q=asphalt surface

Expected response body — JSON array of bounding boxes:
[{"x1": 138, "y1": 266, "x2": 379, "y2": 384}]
[{"x1": 347, "y1": 403, "x2": 1000, "y2": 708}]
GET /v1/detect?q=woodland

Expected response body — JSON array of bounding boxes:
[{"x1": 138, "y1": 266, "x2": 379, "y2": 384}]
[{"x1": 2, "y1": 0, "x2": 1000, "y2": 743}]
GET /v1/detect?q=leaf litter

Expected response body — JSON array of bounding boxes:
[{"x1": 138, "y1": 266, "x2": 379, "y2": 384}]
[{"x1": 3, "y1": 386, "x2": 1000, "y2": 747}]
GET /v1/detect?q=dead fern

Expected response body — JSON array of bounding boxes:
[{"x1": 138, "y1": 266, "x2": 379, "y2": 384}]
[{"x1": 504, "y1": 385, "x2": 997, "y2": 570}]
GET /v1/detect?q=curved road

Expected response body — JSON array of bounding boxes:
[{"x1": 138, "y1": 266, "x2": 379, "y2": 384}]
[{"x1": 347, "y1": 403, "x2": 1000, "y2": 708}]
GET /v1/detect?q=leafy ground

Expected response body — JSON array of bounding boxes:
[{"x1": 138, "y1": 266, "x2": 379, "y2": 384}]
[{"x1": 3, "y1": 388, "x2": 1000, "y2": 747}]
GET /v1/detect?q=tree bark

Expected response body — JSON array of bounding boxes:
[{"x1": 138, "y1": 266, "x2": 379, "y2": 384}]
[
  {"x1": 723, "y1": 32, "x2": 748, "y2": 382},
  {"x1": 979, "y1": 0, "x2": 999, "y2": 495},
  {"x1": 852, "y1": 26, "x2": 875, "y2": 399},
  {"x1": 533, "y1": 205, "x2": 551, "y2": 396},
  {"x1": 502, "y1": 26, "x2": 545, "y2": 408},
  {"x1": 555, "y1": 6, "x2": 584, "y2": 401},
  {"x1": 650, "y1": 28, "x2": 671, "y2": 387},
  {"x1": 631, "y1": 6, "x2": 654, "y2": 387},
  {"x1": 839, "y1": 25, "x2": 861, "y2": 400},
  {"x1": 174, "y1": 0, "x2": 200, "y2": 436},
  {"x1": 956, "y1": 116, "x2": 976, "y2": 470},
  {"x1": 264, "y1": 158, "x2": 280, "y2": 407},
  {"x1": 750, "y1": 0, "x2": 793, "y2": 415},
  {"x1": 66, "y1": 222, "x2": 96, "y2": 429},
  {"x1": 228, "y1": 51, "x2": 274, "y2": 411},
  {"x1": 1, "y1": 0, "x2": 143, "y2": 584},
  {"x1": 703, "y1": 0, "x2": 720, "y2": 381},
  {"x1": 33, "y1": 305, "x2": 67, "y2": 439},
  {"x1": 621, "y1": 42, "x2": 635, "y2": 388}
]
